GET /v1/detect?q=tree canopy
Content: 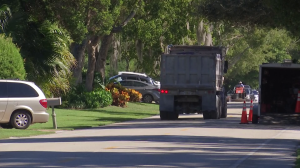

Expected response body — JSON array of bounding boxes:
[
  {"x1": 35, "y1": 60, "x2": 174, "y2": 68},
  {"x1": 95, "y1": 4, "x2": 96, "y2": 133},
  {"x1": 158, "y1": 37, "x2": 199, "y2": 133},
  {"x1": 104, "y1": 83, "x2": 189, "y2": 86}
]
[{"x1": 198, "y1": 0, "x2": 300, "y2": 37}]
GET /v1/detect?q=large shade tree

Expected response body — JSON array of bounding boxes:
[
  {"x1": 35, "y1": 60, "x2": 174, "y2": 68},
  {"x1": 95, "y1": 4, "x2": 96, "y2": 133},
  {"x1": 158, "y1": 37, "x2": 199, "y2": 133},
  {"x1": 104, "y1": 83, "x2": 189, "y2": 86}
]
[
  {"x1": 197, "y1": 0, "x2": 300, "y2": 37},
  {"x1": 1, "y1": 0, "x2": 76, "y2": 96}
]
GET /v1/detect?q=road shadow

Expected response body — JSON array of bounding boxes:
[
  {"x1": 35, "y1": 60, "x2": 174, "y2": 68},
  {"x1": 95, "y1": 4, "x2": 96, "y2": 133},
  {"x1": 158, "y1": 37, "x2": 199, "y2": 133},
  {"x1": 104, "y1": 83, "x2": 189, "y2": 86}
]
[
  {"x1": 0, "y1": 135, "x2": 297, "y2": 168},
  {"x1": 50, "y1": 102, "x2": 300, "y2": 131}
]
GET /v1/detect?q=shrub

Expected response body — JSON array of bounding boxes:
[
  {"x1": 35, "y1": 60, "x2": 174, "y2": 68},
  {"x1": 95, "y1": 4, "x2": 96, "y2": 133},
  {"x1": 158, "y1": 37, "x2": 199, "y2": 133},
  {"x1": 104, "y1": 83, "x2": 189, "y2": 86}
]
[
  {"x1": 60, "y1": 84, "x2": 112, "y2": 109},
  {"x1": 0, "y1": 35, "x2": 26, "y2": 80},
  {"x1": 128, "y1": 89, "x2": 142, "y2": 102},
  {"x1": 84, "y1": 88, "x2": 113, "y2": 108},
  {"x1": 105, "y1": 83, "x2": 142, "y2": 107}
]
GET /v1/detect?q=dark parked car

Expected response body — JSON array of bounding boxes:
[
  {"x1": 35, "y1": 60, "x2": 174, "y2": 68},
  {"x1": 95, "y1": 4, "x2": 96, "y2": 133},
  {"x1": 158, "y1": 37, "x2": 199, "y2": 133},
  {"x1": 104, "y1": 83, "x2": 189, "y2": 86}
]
[
  {"x1": 117, "y1": 80, "x2": 160, "y2": 103},
  {"x1": 109, "y1": 72, "x2": 160, "y2": 88}
]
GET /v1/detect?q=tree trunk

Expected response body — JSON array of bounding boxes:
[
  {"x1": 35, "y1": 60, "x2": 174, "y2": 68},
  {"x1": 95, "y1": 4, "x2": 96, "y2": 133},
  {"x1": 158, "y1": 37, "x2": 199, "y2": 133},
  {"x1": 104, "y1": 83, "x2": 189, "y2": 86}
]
[
  {"x1": 95, "y1": 33, "x2": 113, "y2": 80},
  {"x1": 135, "y1": 39, "x2": 143, "y2": 62},
  {"x1": 85, "y1": 36, "x2": 101, "y2": 92},
  {"x1": 205, "y1": 24, "x2": 213, "y2": 46},
  {"x1": 110, "y1": 34, "x2": 120, "y2": 76},
  {"x1": 197, "y1": 20, "x2": 206, "y2": 45},
  {"x1": 70, "y1": 39, "x2": 88, "y2": 85},
  {"x1": 124, "y1": 58, "x2": 129, "y2": 71}
]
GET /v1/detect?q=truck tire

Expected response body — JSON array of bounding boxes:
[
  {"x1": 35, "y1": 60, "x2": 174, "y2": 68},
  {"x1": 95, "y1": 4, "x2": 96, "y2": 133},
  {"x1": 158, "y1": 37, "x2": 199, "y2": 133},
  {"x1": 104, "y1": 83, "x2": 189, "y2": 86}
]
[
  {"x1": 160, "y1": 111, "x2": 168, "y2": 120},
  {"x1": 218, "y1": 99, "x2": 222, "y2": 119},
  {"x1": 210, "y1": 96, "x2": 221, "y2": 119},
  {"x1": 170, "y1": 113, "x2": 179, "y2": 120},
  {"x1": 221, "y1": 100, "x2": 227, "y2": 118},
  {"x1": 203, "y1": 111, "x2": 211, "y2": 119},
  {"x1": 210, "y1": 110, "x2": 219, "y2": 119}
]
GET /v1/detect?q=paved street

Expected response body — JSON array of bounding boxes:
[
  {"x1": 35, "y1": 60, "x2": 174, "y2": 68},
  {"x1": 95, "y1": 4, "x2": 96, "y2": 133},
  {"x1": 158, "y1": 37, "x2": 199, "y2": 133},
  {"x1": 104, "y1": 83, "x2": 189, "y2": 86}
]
[{"x1": 0, "y1": 102, "x2": 300, "y2": 168}]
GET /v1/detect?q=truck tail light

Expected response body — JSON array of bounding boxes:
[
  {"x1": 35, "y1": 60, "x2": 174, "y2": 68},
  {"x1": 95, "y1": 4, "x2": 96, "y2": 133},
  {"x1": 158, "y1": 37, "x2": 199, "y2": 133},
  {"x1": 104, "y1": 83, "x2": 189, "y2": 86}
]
[
  {"x1": 39, "y1": 99, "x2": 48, "y2": 108},
  {"x1": 161, "y1": 90, "x2": 168, "y2": 94}
]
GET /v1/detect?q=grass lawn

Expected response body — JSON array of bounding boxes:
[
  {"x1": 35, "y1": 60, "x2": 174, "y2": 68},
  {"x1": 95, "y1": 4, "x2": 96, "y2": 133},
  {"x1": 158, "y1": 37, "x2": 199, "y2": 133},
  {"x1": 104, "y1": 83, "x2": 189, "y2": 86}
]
[{"x1": 0, "y1": 102, "x2": 159, "y2": 139}]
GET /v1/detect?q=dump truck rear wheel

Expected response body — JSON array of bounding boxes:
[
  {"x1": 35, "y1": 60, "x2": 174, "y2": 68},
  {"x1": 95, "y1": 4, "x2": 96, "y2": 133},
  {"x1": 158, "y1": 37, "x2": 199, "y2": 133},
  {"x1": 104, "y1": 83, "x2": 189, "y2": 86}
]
[
  {"x1": 221, "y1": 100, "x2": 227, "y2": 118},
  {"x1": 160, "y1": 111, "x2": 168, "y2": 120},
  {"x1": 203, "y1": 111, "x2": 211, "y2": 119},
  {"x1": 210, "y1": 96, "x2": 221, "y2": 119}
]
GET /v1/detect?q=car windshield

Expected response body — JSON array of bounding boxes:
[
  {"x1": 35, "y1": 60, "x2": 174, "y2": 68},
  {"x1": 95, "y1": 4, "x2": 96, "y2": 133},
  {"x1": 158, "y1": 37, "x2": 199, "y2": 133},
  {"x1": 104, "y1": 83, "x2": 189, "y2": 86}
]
[{"x1": 252, "y1": 90, "x2": 258, "y2": 95}]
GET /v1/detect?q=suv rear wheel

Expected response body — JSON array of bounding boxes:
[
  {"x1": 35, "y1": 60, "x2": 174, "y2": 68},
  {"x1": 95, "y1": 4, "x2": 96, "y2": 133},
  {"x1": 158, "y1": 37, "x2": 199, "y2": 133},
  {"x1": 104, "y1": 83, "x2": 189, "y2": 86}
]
[
  {"x1": 143, "y1": 94, "x2": 153, "y2": 103},
  {"x1": 10, "y1": 111, "x2": 32, "y2": 129}
]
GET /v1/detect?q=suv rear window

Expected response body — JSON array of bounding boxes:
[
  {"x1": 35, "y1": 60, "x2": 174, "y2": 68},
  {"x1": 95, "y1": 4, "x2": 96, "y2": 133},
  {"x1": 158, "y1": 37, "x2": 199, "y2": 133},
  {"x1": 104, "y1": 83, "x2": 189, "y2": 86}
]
[
  {"x1": 7, "y1": 83, "x2": 39, "y2": 97},
  {"x1": 126, "y1": 76, "x2": 139, "y2": 80}
]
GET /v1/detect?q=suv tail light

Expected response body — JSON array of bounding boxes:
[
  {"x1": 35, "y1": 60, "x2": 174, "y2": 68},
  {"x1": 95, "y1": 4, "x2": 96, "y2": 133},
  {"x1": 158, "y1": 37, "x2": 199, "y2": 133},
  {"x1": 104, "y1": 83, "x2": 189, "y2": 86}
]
[
  {"x1": 160, "y1": 89, "x2": 168, "y2": 94},
  {"x1": 39, "y1": 99, "x2": 47, "y2": 108}
]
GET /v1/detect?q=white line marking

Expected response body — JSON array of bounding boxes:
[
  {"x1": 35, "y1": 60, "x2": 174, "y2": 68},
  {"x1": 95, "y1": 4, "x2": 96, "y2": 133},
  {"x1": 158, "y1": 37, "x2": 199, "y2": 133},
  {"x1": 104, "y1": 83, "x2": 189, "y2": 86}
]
[{"x1": 229, "y1": 128, "x2": 288, "y2": 168}]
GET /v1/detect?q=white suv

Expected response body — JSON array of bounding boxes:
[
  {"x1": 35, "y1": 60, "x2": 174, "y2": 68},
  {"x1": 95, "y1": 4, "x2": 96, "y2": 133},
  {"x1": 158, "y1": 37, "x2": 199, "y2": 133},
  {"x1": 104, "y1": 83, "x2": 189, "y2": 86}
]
[{"x1": 0, "y1": 80, "x2": 49, "y2": 129}]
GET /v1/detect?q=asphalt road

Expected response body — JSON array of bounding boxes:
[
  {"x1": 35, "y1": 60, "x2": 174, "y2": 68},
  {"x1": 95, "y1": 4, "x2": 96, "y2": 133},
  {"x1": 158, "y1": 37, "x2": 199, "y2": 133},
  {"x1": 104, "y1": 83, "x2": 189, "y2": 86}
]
[{"x1": 0, "y1": 102, "x2": 300, "y2": 168}]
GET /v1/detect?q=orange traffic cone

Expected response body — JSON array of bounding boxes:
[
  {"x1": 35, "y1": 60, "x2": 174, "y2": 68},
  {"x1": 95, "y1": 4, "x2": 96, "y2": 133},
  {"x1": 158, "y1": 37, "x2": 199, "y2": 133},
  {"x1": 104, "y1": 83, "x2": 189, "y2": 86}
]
[
  {"x1": 240, "y1": 101, "x2": 248, "y2": 124},
  {"x1": 248, "y1": 100, "x2": 253, "y2": 122},
  {"x1": 295, "y1": 91, "x2": 300, "y2": 113}
]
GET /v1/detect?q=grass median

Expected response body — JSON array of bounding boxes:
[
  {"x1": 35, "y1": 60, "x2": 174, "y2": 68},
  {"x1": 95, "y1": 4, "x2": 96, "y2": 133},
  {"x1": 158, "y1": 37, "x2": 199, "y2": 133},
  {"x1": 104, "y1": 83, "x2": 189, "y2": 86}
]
[{"x1": 0, "y1": 102, "x2": 159, "y2": 139}]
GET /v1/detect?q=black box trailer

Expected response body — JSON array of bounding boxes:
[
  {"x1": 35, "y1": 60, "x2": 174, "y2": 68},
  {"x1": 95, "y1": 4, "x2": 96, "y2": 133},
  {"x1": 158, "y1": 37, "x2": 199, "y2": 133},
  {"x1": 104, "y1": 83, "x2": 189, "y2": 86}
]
[{"x1": 253, "y1": 60, "x2": 300, "y2": 124}]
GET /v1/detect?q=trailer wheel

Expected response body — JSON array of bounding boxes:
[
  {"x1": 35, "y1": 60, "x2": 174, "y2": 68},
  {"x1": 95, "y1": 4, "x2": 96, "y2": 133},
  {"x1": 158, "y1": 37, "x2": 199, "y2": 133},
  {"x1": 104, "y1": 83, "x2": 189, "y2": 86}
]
[
  {"x1": 160, "y1": 111, "x2": 168, "y2": 120},
  {"x1": 252, "y1": 105, "x2": 259, "y2": 124},
  {"x1": 252, "y1": 114, "x2": 259, "y2": 124},
  {"x1": 221, "y1": 100, "x2": 227, "y2": 118}
]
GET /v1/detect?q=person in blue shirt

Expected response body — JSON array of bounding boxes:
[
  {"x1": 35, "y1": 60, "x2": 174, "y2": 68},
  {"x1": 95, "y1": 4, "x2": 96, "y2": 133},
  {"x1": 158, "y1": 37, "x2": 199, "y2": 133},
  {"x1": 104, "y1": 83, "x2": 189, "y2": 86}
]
[{"x1": 239, "y1": 81, "x2": 244, "y2": 87}]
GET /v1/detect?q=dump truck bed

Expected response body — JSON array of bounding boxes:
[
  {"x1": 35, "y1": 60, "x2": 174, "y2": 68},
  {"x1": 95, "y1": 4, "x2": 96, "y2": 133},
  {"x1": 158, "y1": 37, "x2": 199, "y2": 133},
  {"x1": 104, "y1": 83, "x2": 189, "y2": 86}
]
[{"x1": 160, "y1": 46, "x2": 226, "y2": 91}]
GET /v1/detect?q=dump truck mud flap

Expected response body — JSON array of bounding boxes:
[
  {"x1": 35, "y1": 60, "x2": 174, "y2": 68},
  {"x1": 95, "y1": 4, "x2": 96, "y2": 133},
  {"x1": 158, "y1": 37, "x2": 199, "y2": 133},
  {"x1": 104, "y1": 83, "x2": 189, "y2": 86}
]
[{"x1": 159, "y1": 95, "x2": 174, "y2": 112}]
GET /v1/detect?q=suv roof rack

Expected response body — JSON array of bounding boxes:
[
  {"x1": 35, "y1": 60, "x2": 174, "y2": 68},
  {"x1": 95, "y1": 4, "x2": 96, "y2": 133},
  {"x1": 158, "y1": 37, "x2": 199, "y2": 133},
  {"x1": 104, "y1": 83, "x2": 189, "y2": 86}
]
[{"x1": 118, "y1": 71, "x2": 148, "y2": 77}]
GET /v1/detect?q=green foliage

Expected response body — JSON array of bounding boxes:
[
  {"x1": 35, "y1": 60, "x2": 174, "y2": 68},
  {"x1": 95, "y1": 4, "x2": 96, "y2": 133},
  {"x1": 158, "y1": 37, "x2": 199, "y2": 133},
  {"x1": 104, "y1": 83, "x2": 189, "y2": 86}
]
[
  {"x1": 44, "y1": 0, "x2": 123, "y2": 42},
  {"x1": 84, "y1": 88, "x2": 113, "y2": 108},
  {"x1": 198, "y1": 0, "x2": 300, "y2": 37},
  {"x1": 220, "y1": 27, "x2": 296, "y2": 90},
  {"x1": 36, "y1": 21, "x2": 76, "y2": 97},
  {"x1": 60, "y1": 84, "x2": 112, "y2": 109},
  {"x1": 0, "y1": 35, "x2": 26, "y2": 80},
  {"x1": 120, "y1": 0, "x2": 193, "y2": 76},
  {"x1": 60, "y1": 84, "x2": 87, "y2": 109},
  {"x1": 1, "y1": 0, "x2": 77, "y2": 97},
  {"x1": 295, "y1": 149, "x2": 300, "y2": 168}
]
